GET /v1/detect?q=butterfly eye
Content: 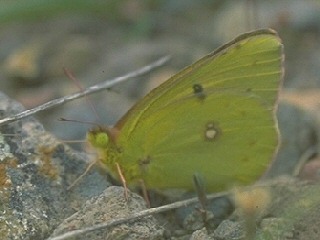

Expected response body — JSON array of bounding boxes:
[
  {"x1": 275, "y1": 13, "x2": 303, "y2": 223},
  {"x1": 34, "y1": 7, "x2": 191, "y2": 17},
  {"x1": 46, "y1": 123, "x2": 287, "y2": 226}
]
[
  {"x1": 87, "y1": 131, "x2": 109, "y2": 148},
  {"x1": 96, "y1": 132, "x2": 109, "y2": 147}
]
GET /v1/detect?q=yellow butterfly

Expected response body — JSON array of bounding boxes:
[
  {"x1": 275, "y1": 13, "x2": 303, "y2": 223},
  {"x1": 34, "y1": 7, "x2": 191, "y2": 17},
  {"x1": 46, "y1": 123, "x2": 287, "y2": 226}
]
[{"x1": 87, "y1": 29, "x2": 284, "y2": 193}]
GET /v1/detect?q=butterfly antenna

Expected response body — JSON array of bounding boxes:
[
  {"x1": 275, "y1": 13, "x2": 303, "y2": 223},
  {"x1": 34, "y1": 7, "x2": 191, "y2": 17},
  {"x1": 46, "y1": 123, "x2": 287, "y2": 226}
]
[
  {"x1": 63, "y1": 67, "x2": 102, "y2": 124},
  {"x1": 67, "y1": 160, "x2": 96, "y2": 190},
  {"x1": 58, "y1": 117, "x2": 101, "y2": 127}
]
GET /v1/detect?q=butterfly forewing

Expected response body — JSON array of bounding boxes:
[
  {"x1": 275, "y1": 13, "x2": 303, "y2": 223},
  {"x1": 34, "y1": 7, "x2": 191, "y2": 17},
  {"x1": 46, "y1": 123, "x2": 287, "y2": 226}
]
[{"x1": 113, "y1": 29, "x2": 283, "y2": 191}]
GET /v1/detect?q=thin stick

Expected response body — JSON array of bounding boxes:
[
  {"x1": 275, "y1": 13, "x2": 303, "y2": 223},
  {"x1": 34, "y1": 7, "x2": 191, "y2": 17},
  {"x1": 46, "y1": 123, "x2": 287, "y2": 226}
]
[
  {"x1": 47, "y1": 191, "x2": 230, "y2": 240},
  {"x1": 0, "y1": 56, "x2": 170, "y2": 126}
]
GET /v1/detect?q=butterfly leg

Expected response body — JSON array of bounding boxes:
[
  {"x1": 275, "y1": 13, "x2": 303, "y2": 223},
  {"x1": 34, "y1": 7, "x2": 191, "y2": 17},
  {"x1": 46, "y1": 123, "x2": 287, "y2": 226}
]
[
  {"x1": 193, "y1": 174, "x2": 211, "y2": 223},
  {"x1": 67, "y1": 159, "x2": 96, "y2": 190},
  {"x1": 115, "y1": 162, "x2": 129, "y2": 201},
  {"x1": 139, "y1": 179, "x2": 150, "y2": 208}
]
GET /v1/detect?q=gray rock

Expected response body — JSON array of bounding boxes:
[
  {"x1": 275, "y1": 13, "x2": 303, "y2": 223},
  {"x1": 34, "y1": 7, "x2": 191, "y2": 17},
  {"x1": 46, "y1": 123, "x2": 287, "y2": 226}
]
[
  {"x1": 50, "y1": 186, "x2": 165, "y2": 240},
  {"x1": 0, "y1": 91, "x2": 110, "y2": 239}
]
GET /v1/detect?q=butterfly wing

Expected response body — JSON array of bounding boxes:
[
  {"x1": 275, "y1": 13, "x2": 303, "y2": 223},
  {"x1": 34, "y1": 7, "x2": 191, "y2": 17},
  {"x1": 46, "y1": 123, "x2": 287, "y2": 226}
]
[{"x1": 114, "y1": 29, "x2": 284, "y2": 191}]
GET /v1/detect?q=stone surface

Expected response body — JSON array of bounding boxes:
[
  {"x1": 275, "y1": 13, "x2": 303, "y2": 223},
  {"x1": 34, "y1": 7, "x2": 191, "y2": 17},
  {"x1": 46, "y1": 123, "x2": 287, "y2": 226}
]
[
  {"x1": 50, "y1": 186, "x2": 165, "y2": 240},
  {"x1": 0, "y1": 92, "x2": 111, "y2": 239}
]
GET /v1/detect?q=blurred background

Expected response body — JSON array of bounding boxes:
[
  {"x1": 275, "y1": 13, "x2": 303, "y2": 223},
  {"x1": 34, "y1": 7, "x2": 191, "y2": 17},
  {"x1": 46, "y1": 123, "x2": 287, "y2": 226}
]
[{"x1": 0, "y1": 0, "x2": 320, "y2": 167}]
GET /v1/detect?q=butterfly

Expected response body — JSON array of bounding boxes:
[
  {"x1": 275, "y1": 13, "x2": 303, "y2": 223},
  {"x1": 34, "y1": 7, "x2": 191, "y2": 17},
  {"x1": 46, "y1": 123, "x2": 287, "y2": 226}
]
[{"x1": 87, "y1": 29, "x2": 284, "y2": 193}]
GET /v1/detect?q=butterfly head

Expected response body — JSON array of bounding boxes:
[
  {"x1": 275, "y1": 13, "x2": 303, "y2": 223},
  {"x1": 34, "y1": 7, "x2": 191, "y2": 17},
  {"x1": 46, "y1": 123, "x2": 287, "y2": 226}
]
[{"x1": 86, "y1": 126, "x2": 119, "y2": 150}]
